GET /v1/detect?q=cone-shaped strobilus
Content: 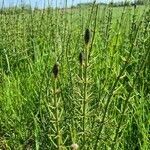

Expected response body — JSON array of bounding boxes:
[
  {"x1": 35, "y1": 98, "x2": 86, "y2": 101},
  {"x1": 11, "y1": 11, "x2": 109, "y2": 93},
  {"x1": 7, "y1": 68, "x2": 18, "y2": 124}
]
[
  {"x1": 79, "y1": 51, "x2": 85, "y2": 66},
  {"x1": 84, "y1": 28, "x2": 91, "y2": 45},
  {"x1": 52, "y1": 62, "x2": 59, "y2": 79}
]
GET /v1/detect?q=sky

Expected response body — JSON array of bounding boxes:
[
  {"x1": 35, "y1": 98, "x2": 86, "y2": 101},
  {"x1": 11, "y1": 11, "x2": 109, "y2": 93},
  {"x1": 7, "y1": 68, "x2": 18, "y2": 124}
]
[{"x1": 0, "y1": 0, "x2": 129, "y2": 8}]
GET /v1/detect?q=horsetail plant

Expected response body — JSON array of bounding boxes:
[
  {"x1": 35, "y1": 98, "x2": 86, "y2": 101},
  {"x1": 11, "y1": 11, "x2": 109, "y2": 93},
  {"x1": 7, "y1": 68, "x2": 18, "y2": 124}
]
[
  {"x1": 51, "y1": 62, "x2": 62, "y2": 150},
  {"x1": 77, "y1": 28, "x2": 92, "y2": 148}
]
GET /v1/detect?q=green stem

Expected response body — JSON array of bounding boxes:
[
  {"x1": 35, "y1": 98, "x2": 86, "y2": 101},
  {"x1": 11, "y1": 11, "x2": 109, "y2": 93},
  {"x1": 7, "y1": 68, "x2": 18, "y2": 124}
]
[
  {"x1": 54, "y1": 79, "x2": 61, "y2": 150},
  {"x1": 82, "y1": 45, "x2": 89, "y2": 145}
]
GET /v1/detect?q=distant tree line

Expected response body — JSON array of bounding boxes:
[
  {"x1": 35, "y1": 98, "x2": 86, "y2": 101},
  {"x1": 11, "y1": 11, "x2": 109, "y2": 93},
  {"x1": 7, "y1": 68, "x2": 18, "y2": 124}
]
[
  {"x1": 76, "y1": 0, "x2": 146, "y2": 8},
  {"x1": 109, "y1": 0, "x2": 145, "y2": 7},
  {"x1": 76, "y1": 2, "x2": 106, "y2": 7}
]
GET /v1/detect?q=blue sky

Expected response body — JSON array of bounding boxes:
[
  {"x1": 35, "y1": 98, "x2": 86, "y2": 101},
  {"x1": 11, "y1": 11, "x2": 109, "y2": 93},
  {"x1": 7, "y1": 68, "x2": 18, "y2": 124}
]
[{"x1": 0, "y1": 0, "x2": 127, "y2": 8}]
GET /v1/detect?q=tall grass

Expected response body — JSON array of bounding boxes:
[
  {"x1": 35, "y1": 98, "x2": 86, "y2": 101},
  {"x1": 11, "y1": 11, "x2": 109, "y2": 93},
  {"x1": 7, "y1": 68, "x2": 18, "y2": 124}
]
[{"x1": 0, "y1": 1, "x2": 149, "y2": 150}]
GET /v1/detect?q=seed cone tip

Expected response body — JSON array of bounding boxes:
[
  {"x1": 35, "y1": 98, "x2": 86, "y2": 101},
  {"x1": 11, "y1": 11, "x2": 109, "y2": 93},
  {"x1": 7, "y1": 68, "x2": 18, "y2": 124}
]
[
  {"x1": 52, "y1": 62, "x2": 59, "y2": 78},
  {"x1": 79, "y1": 51, "x2": 85, "y2": 66},
  {"x1": 84, "y1": 28, "x2": 91, "y2": 45}
]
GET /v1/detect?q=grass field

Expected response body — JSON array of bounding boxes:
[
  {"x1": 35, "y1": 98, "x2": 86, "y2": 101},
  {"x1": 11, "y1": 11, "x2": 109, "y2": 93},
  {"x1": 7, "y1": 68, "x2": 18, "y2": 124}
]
[{"x1": 0, "y1": 2, "x2": 150, "y2": 150}]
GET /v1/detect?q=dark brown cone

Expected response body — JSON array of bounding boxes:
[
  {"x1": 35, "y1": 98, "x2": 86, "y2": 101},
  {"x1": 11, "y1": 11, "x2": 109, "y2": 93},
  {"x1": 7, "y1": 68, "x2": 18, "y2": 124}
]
[
  {"x1": 52, "y1": 63, "x2": 59, "y2": 78},
  {"x1": 79, "y1": 52, "x2": 84, "y2": 66},
  {"x1": 84, "y1": 28, "x2": 91, "y2": 45}
]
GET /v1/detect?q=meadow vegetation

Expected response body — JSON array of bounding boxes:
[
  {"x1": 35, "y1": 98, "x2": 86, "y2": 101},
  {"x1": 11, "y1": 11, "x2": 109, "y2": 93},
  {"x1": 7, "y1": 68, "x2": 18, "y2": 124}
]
[{"x1": 0, "y1": 2, "x2": 150, "y2": 150}]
